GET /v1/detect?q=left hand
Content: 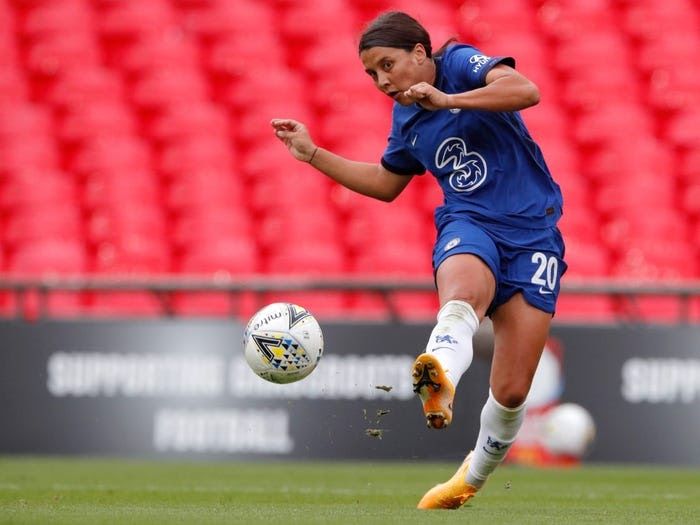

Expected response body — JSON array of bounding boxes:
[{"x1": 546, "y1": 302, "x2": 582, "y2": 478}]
[{"x1": 403, "y1": 82, "x2": 451, "y2": 110}]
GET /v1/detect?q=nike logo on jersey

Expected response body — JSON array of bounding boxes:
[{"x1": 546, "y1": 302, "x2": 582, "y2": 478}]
[
  {"x1": 444, "y1": 237, "x2": 461, "y2": 251},
  {"x1": 410, "y1": 133, "x2": 418, "y2": 147},
  {"x1": 538, "y1": 287, "x2": 553, "y2": 295}
]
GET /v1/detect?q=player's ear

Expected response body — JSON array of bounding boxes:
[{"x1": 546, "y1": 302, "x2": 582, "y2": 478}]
[{"x1": 413, "y1": 43, "x2": 428, "y2": 63}]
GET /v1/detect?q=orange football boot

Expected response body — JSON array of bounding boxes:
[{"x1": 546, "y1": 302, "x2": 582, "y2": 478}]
[
  {"x1": 417, "y1": 451, "x2": 479, "y2": 510},
  {"x1": 411, "y1": 353, "x2": 455, "y2": 429}
]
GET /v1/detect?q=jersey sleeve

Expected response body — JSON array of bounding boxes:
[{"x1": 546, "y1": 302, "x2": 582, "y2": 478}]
[
  {"x1": 380, "y1": 112, "x2": 426, "y2": 176},
  {"x1": 445, "y1": 45, "x2": 516, "y2": 91}
]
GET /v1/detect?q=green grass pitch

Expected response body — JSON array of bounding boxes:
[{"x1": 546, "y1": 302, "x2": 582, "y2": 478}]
[{"x1": 0, "y1": 457, "x2": 698, "y2": 524}]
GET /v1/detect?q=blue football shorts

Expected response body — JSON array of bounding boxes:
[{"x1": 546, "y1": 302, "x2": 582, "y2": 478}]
[{"x1": 432, "y1": 216, "x2": 567, "y2": 316}]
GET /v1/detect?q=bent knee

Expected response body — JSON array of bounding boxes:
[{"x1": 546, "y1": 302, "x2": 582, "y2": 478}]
[{"x1": 491, "y1": 385, "x2": 529, "y2": 409}]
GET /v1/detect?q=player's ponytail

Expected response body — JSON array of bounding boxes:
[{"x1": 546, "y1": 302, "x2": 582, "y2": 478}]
[{"x1": 434, "y1": 37, "x2": 458, "y2": 58}]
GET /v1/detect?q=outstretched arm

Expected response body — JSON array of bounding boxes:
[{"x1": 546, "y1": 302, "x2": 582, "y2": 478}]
[
  {"x1": 403, "y1": 64, "x2": 540, "y2": 112},
  {"x1": 271, "y1": 118, "x2": 412, "y2": 202}
]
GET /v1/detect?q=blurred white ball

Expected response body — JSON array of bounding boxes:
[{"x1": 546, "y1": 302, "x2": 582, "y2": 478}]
[{"x1": 541, "y1": 403, "x2": 596, "y2": 457}]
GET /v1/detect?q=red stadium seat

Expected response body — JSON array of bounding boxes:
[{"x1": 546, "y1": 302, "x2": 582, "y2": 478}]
[
  {"x1": 70, "y1": 136, "x2": 152, "y2": 177},
  {"x1": 300, "y1": 34, "x2": 362, "y2": 77},
  {"x1": 278, "y1": 1, "x2": 356, "y2": 51},
  {"x1": 677, "y1": 147, "x2": 700, "y2": 184},
  {"x1": 24, "y1": 33, "x2": 101, "y2": 80},
  {"x1": 537, "y1": 0, "x2": 617, "y2": 41},
  {"x1": 572, "y1": 104, "x2": 654, "y2": 148},
  {"x1": 205, "y1": 33, "x2": 287, "y2": 89},
  {"x1": 157, "y1": 136, "x2": 236, "y2": 179},
  {"x1": 601, "y1": 209, "x2": 690, "y2": 252},
  {"x1": 521, "y1": 103, "x2": 569, "y2": 145},
  {"x1": 218, "y1": 67, "x2": 306, "y2": 114},
  {"x1": 0, "y1": 5, "x2": 19, "y2": 66},
  {"x1": 318, "y1": 105, "x2": 392, "y2": 149},
  {"x1": 170, "y1": 291, "x2": 258, "y2": 319},
  {"x1": 87, "y1": 292, "x2": 164, "y2": 318},
  {"x1": 57, "y1": 102, "x2": 138, "y2": 146},
  {"x1": 555, "y1": 293, "x2": 617, "y2": 323},
  {"x1": 561, "y1": 239, "x2": 611, "y2": 279},
  {"x1": 0, "y1": 169, "x2": 78, "y2": 212},
  {"x1": 0, "y1": 0, "x2": 698, "y2": 322},
  {"x1": 593, "y1": 178, "x2": 675, "y2": 219},
  {"x1": 8, "y1": 239, "x2": 87, "y2": 275},
  {"x1": 178, "y1": 237, "x2": 259, "y2": 276},
  {"x1": 171, "y1": 208, "x2": 253, "y2": 254},
  {"x1": 181, "y1": 0, "x2": 275, "y2": 42},
  {"x1": 558, "y1": 206, "x2": 600, "y2": 244},
  {"x1": 261, "y1": 240, "x2": 349, "y2": 318},
  {"x1": 21, "y1": 1, "x2": 95, "y2": 42},
  {"x1": 665, "y1": 109, "x2": 700, "y2": 150},
  {"x1": 458, "y1": 2, "x2": 539, "y2": 43},
  {"x1": 263, "y1": 239, "x2": 346, "y2": 275},
  {"x1": 350, "y1": 240, "x2": 435, "y2": 320},
  {"x1": 116, "y1": 32, "x2": 201, "y2": 78},
  {"x1": 87, "y1": 204, "x2": 168, "y2": 247},
  {"x1": 689, "y1": 218, "x2": 700, "y2": 248},
  {"x1": 4, "y1": 207, "x2": 84, "y2": 249},
  {"x1": 345, "y1": 206, "x2": 431, "y2": 255},
  {"x1": 46, "y1": 67, "x2": 126, "y2": 113},
  {"x1": 586, "y1": 136, "x2": 674, "y2": 183},
  {"x1": 555, "y1": 239, "x2": 616, "y2": 322},
  {"x1": 0, "y1": 135, "x2": 60, "y2": 173},
  {"x1": 93, "y1": 238, "x2": 171, "y2": 275},
  {"x1": 561, "y1": 67, "x2": 643, "y2": 112},
  {"x1": 97, "y1": 0, "x2": 175, "y2": 40},
  {"x1": 637, "y1": 33, "x2": 700, "y2": 74},
  {"x1": 0, "y1": 67, "x2": 29, "y2": 104},
  {"x1": 613, "y1": 240, "x2": 697, "y2": 282},
  {"x1": 166, "y1": 172, "x2": 243, "y2": 213},
  {"x1": 149, "y1": 104, "x2": 230, "y2": 146},
  {"x1": 258, "y1": 207, "x2": 341, "y2": 256},
  {"x1": 131, "y1": 67, "x2": 209, "y2": 113},
  {"x1": 82, "y1": 168, "x2": 162, "y2": 210},
  {"x1": 553, "y1": 33, "x2": 631, "y2": 74},
  {"x1": 0, "y1": 103, "x2": 53, "y2": 139},
  {"x1": 623, "y1": 2, "x2": 699, "y2": 41},
  {"x1": 682, "y1": 183, "x2": 700, "y2": 218},
  {"x1": 647, "y1": 67, "x2": 700, "y2": 114},
  {"x1": 247, "y1": 168, "x2": 330, "y2": 213}
]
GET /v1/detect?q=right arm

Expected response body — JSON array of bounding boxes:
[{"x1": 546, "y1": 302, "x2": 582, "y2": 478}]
[{"x1": 271, "y1": 118, "x2": 412, "y2": 202}]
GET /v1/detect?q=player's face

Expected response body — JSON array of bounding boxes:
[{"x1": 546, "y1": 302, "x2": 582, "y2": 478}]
[{"x1": 361, "y1": 45, "x2": 427, "y2": 105}]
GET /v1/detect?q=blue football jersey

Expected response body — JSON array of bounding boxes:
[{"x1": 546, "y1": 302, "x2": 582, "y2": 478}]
[{"x1": 381, "y1": 44, "x2": 563, "y2": 229}]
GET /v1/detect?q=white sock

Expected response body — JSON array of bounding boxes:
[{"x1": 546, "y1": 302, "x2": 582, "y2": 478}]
[
  {"x1": 466, "y1": 390, "x2": 526, "y2": 488},
  {"x1": 424, "y1": 300, "x2": 479, "y2": 387}
]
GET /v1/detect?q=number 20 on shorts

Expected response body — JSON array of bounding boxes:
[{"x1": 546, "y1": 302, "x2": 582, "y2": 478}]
[{"x1": 530, "y1": 252, "x2": 559, "y2": 295}]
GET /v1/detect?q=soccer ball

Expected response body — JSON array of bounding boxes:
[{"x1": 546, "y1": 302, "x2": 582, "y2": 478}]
[
  {"x1": 541, "y1": 403, "x2": 596, "y2": 458},
  {"x1": 243, "y1": 303, "x2": 324, "y2": 384}
]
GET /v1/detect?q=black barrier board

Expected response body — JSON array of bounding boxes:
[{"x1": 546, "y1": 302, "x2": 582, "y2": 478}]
[{"x1": 0, "y1": 321, "x2": 698, "y2": 464}]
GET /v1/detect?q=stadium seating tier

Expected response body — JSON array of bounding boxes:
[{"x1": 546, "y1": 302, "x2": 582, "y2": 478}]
[{"x1": 0, "y1": 0, "x2": 698, "y2": 321}]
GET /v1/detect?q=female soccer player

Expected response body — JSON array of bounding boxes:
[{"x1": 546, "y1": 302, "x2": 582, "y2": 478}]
[{"x1": 271, "y1": 11, "x2": 566, "y2": 510}]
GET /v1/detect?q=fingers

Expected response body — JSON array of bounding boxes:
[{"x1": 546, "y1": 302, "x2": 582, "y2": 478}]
[
  {"x1": 270, "y1": 118, "x2": 300, "y2": 131},
  {"x1": 404, "y1": 82, "x2": 431, "y2": 100},
  {"x1": 271, "y1": 119, "x2": 304, "y2": 141}
]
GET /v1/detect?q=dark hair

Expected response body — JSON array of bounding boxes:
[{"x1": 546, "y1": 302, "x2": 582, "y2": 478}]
[{"x1": 358, "y1": 11, "x2": 433, "y2": 57}]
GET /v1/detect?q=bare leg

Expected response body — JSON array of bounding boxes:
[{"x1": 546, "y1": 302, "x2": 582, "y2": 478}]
[
  {"x1": 466, "y1": 293, "x2": 552, "y2": 486},
  {"x1": 490, "y1": 293, "x2": 552, "y2": 408},
  {"x1": 435, "y1": 253, "x2": 495, "y2": 318}
]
